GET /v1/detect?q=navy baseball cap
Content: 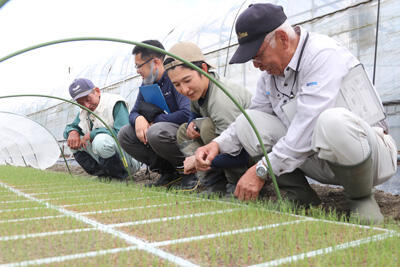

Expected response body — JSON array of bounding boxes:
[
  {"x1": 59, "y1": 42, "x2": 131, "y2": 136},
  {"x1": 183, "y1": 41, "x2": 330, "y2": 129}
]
[
  {"x1": 69, "y1": 78, "x2": 95, "y2": 101},
  {"x1": 229, "y1": 3, "x2": 287, "y2": 64}
]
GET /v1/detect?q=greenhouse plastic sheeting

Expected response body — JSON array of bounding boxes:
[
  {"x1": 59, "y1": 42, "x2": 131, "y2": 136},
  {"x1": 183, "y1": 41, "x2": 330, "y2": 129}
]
[{"x1": 0, "y1": 112, "x2": 60, "y2": 169}]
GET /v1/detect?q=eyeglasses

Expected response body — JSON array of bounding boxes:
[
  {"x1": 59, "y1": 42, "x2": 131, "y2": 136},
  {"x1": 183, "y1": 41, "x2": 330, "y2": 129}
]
[{"x1": 135, "y1": 57, "x2": 153, "y2": 69}]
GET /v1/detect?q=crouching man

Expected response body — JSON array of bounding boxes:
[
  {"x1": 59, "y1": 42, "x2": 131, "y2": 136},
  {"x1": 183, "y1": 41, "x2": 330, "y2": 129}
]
[
  {"x1": 195, "y1": 3, "x2": 397, "y2": 224},
  {"x1": 164, "y1": 42, "x2": 253, "y2": 195},
  {"x1": 64, "y1": 78, "x2": 140, "y2": 179}
]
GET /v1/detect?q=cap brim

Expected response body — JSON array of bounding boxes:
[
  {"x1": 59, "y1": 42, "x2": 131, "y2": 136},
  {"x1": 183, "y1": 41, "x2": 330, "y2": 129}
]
[
  {"x1": 229, "y1": 35, "x2": 265, "y2": 64},
  {"x1": 73, "y1": 90, "x2": 92, "y2": 101}
]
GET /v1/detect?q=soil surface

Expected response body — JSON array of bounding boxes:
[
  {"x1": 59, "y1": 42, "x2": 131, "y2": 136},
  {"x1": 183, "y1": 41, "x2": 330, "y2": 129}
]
[{"x1": 48, "y1": 164, "x2": 400, "y2": 222}]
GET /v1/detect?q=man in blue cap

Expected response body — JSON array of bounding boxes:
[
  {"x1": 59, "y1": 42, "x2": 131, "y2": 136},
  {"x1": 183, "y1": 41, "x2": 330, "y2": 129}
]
[
  {"x1": 195, "y1": 3, "x2": 397, "y2": 224},
  {"x1": 64, "y1": 78, "x2": 140, "y2": 179}
]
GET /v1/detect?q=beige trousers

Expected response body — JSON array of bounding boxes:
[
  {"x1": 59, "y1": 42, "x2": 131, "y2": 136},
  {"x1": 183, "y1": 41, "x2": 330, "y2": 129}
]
[{"x1": 235, "y1": 108, "x2": 397, "y2": 186}]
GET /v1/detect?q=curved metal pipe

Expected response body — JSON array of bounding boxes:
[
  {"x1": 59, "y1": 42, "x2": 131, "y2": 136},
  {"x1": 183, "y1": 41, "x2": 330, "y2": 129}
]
[
  {"x1": 0, "y1": 37, "x2": 282, "y2": 201},
  {"x1": 0, "y1": 94, "x2": 132, "y2": 181}
]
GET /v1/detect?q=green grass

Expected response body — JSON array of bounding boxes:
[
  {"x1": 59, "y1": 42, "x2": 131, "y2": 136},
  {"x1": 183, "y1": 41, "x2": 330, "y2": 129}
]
[
  {"x1": 0, "y1": 165, "x2": 399, "y2": 266},
  {"x1": 123, "y1": 207, "x2": 297, "y2": 242},
  {"x1": 0, "y1": 217, "x2": 90, "y2": 236},
  {"x1": 0, "y1": 230, "x2": 130, "y2": 263},
  {"x1": 43, "y1": 250, "x2": 175, "y2": 267}
]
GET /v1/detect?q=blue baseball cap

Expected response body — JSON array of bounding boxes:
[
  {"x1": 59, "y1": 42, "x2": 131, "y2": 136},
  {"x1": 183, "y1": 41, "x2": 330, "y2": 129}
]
[
  {"x1": 229, "y1": 3, "x2": 287, "y2": 64},
  {"x1": 69, "y1": 78, "x2": 95, "y2": 101}
]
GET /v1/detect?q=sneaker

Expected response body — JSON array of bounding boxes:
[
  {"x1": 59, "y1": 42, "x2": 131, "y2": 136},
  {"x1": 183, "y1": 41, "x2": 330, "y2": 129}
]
[
  {"x1": 175, "y1": 174, "x2": 199, "y2": 190},
  {"x1": 146, "y1": 171, "x2": 182, "y2": 188}
]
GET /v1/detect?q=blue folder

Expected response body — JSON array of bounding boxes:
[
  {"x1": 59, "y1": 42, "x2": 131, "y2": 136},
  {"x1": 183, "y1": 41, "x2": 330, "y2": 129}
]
[{"x1": 139, "y1": 84, "x2": 171, "y2": 114}]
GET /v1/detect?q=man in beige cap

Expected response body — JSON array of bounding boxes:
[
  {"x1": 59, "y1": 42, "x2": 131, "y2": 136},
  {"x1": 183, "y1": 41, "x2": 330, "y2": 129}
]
[{"x1": 164, "y1": 42, "x2": 253, "y2": 195}]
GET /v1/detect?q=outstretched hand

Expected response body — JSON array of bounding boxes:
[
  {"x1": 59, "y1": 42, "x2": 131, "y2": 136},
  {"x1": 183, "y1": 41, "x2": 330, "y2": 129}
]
[
  {"x1": 234, "y1": 164, "x2": 266, "y2": 201},
  {"x1": 195, "y1": 141, "x2": 220, "y2": 171}
]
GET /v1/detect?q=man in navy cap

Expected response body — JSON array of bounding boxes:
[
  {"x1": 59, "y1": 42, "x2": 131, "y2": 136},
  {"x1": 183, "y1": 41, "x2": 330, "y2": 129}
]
[
  {"x1": 64, "y1": 78, "x2": 140, "y2": 179},
  {"x1": 195, "y1": 3, "x2": 397, "y2": 224}
]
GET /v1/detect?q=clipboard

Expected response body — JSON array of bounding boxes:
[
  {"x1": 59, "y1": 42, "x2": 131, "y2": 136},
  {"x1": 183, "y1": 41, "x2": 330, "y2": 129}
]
[
  {"x1": 335, "y1": 64, "x2": 385, "y2": 125},
  {"x1": 282, "y1": 64, "x2": 385, "y2": 126},
  {"x1": 139, "y1": 84, "x2": 171, "y2": 113}
]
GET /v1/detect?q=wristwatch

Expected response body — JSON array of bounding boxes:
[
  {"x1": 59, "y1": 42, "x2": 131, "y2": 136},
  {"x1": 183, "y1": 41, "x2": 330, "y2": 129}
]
[{"x1": 256, "y1": 159, "x2": 269, "y2": 180}]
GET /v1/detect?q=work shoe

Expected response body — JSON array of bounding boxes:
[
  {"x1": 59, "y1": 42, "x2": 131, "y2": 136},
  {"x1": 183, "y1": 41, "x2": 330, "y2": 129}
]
[
  {"x1": 146, "y1": 171, "x2": 182, "y2": 188},
  {"x1": 74, "y1": 151, "x2": 107, "y2": 177},
  {"x1": 99, "y1": 153, "x2": 128, "y2": 180}
]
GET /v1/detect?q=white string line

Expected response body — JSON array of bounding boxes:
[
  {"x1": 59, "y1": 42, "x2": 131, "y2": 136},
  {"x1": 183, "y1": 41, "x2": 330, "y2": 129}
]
[
  {"x1": 151, "y1": 219, "x2": 311, "y2": 247},
  {"x1": 248, "y1": 231, "x2": 400, "y2": 267},
  {"x1": 0, "y1": 196, "x2": 165, "y2": 212},
  {"x1": 0, "y1": 182, "x2": 199, "y2": 267},
  {"x1": 61, "y1": 195, "x2": 164, "y2": 207},
  {"x1": 305, "y1": 217, "x2": 391, "y2": 233},
  {"x1": 109, "y1": 208, "x2": 240, "y2": 228},
  {"x1": 6, "y1": 181, "x2": 96, "y2": 188},
  {"x1": 0, "y1": 228, "x2": 95, "y2": 241},
  {"x1": 3, "y1": 181, "x2": 391, "y2": 236},
  {"x1": 0, "y1": 206, "x2": 46, "y2": 213},
  {"x1": 0, "y1": 192, "x2": 124, "y2": 204},
  {"x1": 183, "y1": 193, "x2": 392, "y2": 234},
  {"x1": 0, "y1": 214, "x2": 303, "y2": 243},
  {"x1": 30, "y1": 188, "x2": 119, "y2": 196},
  {"x1": 78, "y1": 200, "x2": 202, "y2": 215},
  {"x1": 0, "y1": 195, "x2": 196, "y2": 225},
  {"x1": 0, "y1": 215, "x2": 67, "y2": 224},
  {"x1": 21, "y1": 184, "x2": 108, "y2": 193},
  {"x1": 0, "y1": 204, "x2": 235, "y2": 229},
  {"x1": 40, "y1": 191, "x2": 129, "y2": 201},
  {"x1": 13, "y1": 181, "x2": 144, "y2": 191},
  {"x1": 0, "y1": 246, "x2": 139, "y2": 267},
  {"x1": 0, "y1": 193, "x2": 24, "y2": 198},
  {"x1": 3, "y1": 179, "x2": 395, "y2": 265},
  {"x1": 0, "y1": 199, "x2": 34, "y2": 204}
]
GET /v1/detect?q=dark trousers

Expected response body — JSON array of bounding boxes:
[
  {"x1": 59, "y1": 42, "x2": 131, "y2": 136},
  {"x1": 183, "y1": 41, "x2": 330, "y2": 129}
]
[{"x1": 118, "y1": 122, "x2": 184, "y2": 173}]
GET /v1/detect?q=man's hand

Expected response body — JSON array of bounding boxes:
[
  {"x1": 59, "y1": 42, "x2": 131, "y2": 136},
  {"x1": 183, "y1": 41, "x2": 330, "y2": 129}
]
[
  {"x1": 81, "y1": 132, "x2": 91, "y2": 149},
  {"x1": 135, "y1": 116, "x2": 150, "y2": 144},
  {"x1": 234, "y1": 165, "x2": 266, "y2": 201},
  {"x1": 195, "y1": 141, "x2": 220, "y2": 171},
  {"x1": 67, "y1": 130, "x2": 82, "y2": 150},
  {"x1": 183, "y1": 155, "x2": 197, "y2": 174},
  {"x1": 186, "y1": 122, "x2": 200, "y2": 140}
]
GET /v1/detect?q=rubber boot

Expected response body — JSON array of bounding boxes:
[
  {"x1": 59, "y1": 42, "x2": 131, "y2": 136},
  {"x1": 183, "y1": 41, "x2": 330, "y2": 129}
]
[
  {"x1": 73, "y1": 151, "x2": 107, "y2": 177},
  {"x1": 277, "y1": 169, "x2": 321, "y2": 207},
  {"x1": 328, "y1": 154, "x2": 383, "y2": 224},
  {"x1": 98, "y1": 153, "x2": 128, "y2": 180}
]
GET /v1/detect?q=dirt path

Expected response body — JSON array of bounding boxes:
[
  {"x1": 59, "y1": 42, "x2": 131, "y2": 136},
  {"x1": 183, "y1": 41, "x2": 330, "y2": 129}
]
[{"x1": 48, "y1": 164, "x2": 400, "y2": 222}]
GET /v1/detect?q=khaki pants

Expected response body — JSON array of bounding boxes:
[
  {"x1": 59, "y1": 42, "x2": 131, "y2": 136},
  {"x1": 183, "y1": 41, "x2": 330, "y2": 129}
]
[
  {"x1": 235, "y1": 108, "x2": 397, "y2": 186},
  {"x1": 71, "y1": 133, "x2": 140, "y2": 174}
]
